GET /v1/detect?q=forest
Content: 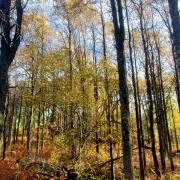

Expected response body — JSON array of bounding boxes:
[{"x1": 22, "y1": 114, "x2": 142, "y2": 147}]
[{"x1": 0, "y1": 0, "x2": 179, "y2": 179}]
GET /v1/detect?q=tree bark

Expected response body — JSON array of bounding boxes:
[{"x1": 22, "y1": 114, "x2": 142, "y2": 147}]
[
  {"x1": 125, "y1": 1, "x2": 145, "y2": 179},
  {"x1": 136, "y1": 0, "x2": 160, "y2": 176},
  {"x1": 110, "y1": 0, "x2": 134, "y2": 179},
  {"x1": 0, "y1": 0, "x2": 24, "y2": 114},
  {"x1": 168, "y1": 0, "x2": 180, "y2": 102},
  {"x1": 0, "y1": 70, "x2": 8, "y2": 116}
]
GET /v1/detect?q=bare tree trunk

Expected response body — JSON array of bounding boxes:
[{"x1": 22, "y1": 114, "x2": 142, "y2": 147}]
[
  {"x1": 110, "y1": 0, "x2": 134, "y2": 179},
  {"x1": 136, "y1": 0, "x2": 160, "y2": 176},
  {"x1": 125, "y1": 1, "x2": 145, "y2": 179},
  {"x1": 0, "y1": 0, "x2": 24, "y2": 114},
  {"x1": 21, "y1": 102, "x2": 27, "y2": 144},
  {"x1": 170, "y1": 98, "x2": 179, "y2": 151},
  {"x1": 2, "y1": 94, "x2": 9, "y2": 159},
  {"x1": 168, "y1": 0, "x2": 180, "y2": 105},
  {"x1": 36, "y1": 104, "x2": 41, "y2": 157},
  {"x1": 41, "y1": 104, "x2": 45, "y2": 149},
  {"x1": 16, "y1": 95, "x2": 23, "y2": 143},
  {"x1": 0, "y1": 70, "x2": 8, "y2": 116},
  {"x1": 92, "y1": 25, "x2": 99, "y2": 154},
  {"x1": 26, "y1": 105, "x2": 33, "y2": 152}
]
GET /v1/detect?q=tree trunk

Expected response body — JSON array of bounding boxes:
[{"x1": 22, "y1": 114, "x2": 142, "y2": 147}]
[
  {"x1": 137, "y1": 0, "x2": 160, "y2": 176},
  {"x1": 110, "y1": 0, "x2": 134, "y2": 179},
  {"x1": 92, "y1": 24, "x2": 99, "y2": 154},
  {"x1": 36, "y1": 104, "x2": 41, "y2": 157},
  {"x1": 125, "y1": 1, "x2": 145, "y2": 179},
  {"x1": 0, "y1": 69, "x2": 8, "y2": 115},
  {"x1": 16, "y1": 95, "x2": 23, "y2": 143},
  {"x1": 2, "y1": 94, "x2": 9, "y2": 159},
  {"x1": 0, "y1": 0, "x2": 24, "y2": 116},
  {"x1": 170, "y1": 98, "x2": 179, "y2": 151},
  {"x1": 168, "y1": 0, "x2": 180, "y2": 101}
]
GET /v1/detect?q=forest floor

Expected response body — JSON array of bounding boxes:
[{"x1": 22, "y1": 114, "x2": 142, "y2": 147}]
[{"x1": 0, "y1": 139, "x2": 180, "y2": 180}]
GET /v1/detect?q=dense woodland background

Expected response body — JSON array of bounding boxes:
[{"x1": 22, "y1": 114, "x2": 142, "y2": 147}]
[{"x1": 0, "y1": 0, "x2": 180, "y2": 179}]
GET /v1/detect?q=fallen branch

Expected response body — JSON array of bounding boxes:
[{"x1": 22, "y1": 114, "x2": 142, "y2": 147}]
[
  {"x1": 99, "y1": 156, "x2": 123, "y2": 168},
  {"x1": 36, "y1": 172, "x2": 54, "y2": 178},
  {"x1": 99, "y1": 147, "x2": 138, "y2": 168}
]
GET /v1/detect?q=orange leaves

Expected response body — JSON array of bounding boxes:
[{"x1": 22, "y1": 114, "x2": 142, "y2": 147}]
[{"x1": 0, "y1": 160, "x2": 18, "y2": 179}]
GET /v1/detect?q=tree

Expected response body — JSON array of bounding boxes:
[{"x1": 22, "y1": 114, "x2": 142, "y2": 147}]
[
  {"x1": 168, "y1": 0, "x2": 180, "y2": 110},
  {"x1": 110, "y1": 0, "x2": 134, "y2": 179},
  {"x1": 124, "y1": 0, "x2": 145, "y2": 179},
  {"x1": 0, "y1": 0, "x2": 25, "y2": 115}
]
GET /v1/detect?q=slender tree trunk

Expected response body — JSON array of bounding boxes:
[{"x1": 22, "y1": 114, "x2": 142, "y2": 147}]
[
  {"x1": 137, "y1": 0, "x2": 160, "y2": 176},
  {"x1": 2, "y1": 94, "x2": 9, "y2": 159},
  {"x1": 92, "y1": 25, "x2": 99, "y2": 154},
  {"x1": 125, "y1": 1, "x2": 145, "y2": 179},
  {"x1": 26, "y1": 105, "x2": 33, "y2": 152},
  {"x1": 110, "y1": 0, "x2": 134, "y2": 179},
  {"x1": 36, "y1": 104, "x2": 41, "y2": 157},
  {"x1": 168, "y1": 0, "x2": 180, "y2": 96},
  {"x1": 132, "y1": 36, "x2": 146, "y2": 168},
  {"x1": 16, "y1": 95, "x2": 23, "y2": 143},
  {"x1": 149, "y1": 45, "x2": 166, "y2": 172},
  {"x1": 152, "y1": 27, "x2": 175, "y2": 171},
  {"x1": 21, "y1": 103, "x2": 27, "y2": 144},
  {"x1": 11, "y1": 94, "x2": 16, "y2": 145},
  {"x1": 67, "y1": 19, "x2": 75, "y2": 159},
  {"x1": 99, "y1": 0, "x2": 115, "y2": 177},
  {"x1": 170, "y1": 98, "x2": 179, "y2": 151},
  {"x1": 41, "y1": 105, "x2": 45, "y2": 149}
]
